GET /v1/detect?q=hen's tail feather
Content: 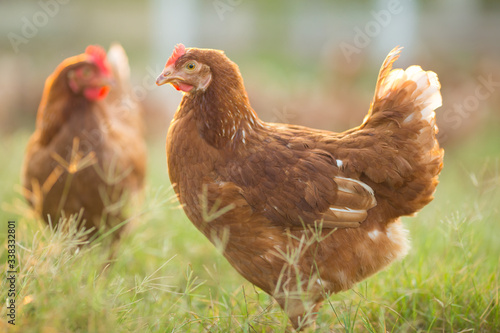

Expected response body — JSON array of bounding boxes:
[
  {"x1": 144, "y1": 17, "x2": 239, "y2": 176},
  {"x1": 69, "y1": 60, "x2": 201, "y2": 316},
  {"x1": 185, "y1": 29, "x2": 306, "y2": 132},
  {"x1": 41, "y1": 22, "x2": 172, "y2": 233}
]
[
  {"x1": 372, "y1": 46, "x2": 404, "y2": 106},
  {"x1": 105, "y1": 43, "x2": 144, "y2": 124},
  {"x1": 107, "y1": 43, "x2": 131, "y2": 93},
  {"x1": 363, "y1": 46, "x2": 442, "y2": 131},
  {"x1": 361, "y1": 47, "x2": 444, "y2": 217}
]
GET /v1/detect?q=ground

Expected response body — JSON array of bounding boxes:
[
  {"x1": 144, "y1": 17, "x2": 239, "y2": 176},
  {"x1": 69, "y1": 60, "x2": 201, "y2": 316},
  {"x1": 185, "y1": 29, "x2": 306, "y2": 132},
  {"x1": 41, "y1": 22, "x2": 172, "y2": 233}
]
[{"x1": 0, "y1": 124, "x2": 499, "y2": 332}]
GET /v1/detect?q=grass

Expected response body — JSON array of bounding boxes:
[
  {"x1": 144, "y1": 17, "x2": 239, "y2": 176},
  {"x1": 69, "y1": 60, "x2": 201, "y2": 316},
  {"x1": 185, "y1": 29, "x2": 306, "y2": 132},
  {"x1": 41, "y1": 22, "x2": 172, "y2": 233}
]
[{"x1": 0, "y1": 125, "x2": 499, "y2": 332}]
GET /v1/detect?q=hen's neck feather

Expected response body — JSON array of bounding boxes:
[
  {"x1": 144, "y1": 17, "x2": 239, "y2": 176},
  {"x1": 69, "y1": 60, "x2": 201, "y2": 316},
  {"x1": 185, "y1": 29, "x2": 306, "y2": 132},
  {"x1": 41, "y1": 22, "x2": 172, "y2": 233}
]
[
  {"x1": 37, "y1": 68, "x2": 91, "y2": 145},
  {"x1": 180, "y1": 63, "x2": 262, "y2": 149}
]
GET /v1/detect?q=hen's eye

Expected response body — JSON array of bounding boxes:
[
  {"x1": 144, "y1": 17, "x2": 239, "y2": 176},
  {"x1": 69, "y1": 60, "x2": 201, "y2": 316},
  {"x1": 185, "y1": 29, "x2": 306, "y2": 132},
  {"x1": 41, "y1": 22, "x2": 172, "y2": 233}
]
[
  {"x1": 82, "y1": 67, "x2": 92, "y2": 78},
  {"x1": 185, "y1": 62, "x2": 196, "y2": 71}
]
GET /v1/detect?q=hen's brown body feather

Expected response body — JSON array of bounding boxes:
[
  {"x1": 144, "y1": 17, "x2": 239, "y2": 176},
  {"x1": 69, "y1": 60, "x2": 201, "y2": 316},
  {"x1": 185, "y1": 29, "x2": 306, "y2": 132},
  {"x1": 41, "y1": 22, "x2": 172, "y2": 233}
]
[
  {"x1": 22, "y1": 45, "x2": 146, "y2": 240},
  {"x1": 162, "y1": 46, "x2": 443, "y2": 329}
]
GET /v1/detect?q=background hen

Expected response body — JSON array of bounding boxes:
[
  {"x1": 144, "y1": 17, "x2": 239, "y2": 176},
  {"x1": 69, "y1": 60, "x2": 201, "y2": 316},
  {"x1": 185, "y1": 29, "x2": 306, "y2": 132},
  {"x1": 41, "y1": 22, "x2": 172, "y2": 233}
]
[
  {"x1": 156, "y1": 44, "x2": 443, "y2": 329},
  {"x1": 21, "y1": 44, "x2": 147, "y2": 243}
]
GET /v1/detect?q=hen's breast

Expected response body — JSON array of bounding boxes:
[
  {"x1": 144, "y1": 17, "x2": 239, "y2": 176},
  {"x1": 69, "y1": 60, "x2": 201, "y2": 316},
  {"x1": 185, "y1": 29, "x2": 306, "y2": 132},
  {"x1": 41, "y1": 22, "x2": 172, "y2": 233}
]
[{"x1": 166, "y1": 113, "x2": 221, "y2": 220}]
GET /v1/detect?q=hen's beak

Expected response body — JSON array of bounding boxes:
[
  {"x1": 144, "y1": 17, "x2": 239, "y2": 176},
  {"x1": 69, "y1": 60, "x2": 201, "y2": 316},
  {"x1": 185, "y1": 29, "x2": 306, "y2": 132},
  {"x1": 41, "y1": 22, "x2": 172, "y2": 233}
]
[
  {"x1": 156, "y1": 67, "x2": 179, "y2": 86},
  {"x1": 156, "y1": 72, "x2": 170, "y2": 86},
  {"x1": 91, "y1": 75, "x2": 115, "y2": 88}
]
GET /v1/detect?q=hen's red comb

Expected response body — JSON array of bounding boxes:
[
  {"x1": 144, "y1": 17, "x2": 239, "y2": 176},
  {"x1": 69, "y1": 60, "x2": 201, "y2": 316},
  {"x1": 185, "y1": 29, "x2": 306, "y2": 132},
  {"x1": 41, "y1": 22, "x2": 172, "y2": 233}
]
[
  {"x1": 85, "y1": 45, "x2": 110, "y2": 75},
  {"x1": 166, "y1": 43, "x2": 186, "y2": 67}
]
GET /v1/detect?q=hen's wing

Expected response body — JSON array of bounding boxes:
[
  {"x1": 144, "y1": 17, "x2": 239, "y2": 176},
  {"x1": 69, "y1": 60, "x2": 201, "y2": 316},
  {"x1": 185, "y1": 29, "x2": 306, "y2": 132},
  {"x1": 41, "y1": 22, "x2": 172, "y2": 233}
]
[{"x1": 221, "y1": 128, "x2": 376, "y2": 229}]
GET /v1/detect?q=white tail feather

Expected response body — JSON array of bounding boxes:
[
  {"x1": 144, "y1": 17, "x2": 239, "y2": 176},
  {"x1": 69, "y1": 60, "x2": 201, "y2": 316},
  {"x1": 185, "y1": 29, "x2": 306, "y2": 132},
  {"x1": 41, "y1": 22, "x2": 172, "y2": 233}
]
[
  {"x1": 379, "y1": 64, "x2": 442, "y2": 126},
  {"x1": 365, "y1": 47, "x2": 442, "y2": 137},
  {"x1": 107, "y1": 43, "x2": 131, "y2": 87}
]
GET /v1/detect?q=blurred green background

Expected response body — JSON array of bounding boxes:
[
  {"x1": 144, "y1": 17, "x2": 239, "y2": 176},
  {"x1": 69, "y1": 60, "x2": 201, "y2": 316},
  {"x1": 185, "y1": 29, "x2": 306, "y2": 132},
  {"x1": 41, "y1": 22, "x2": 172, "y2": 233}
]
[{"x1": 1, "y1": 0, "x2": 499, "y2": 142}]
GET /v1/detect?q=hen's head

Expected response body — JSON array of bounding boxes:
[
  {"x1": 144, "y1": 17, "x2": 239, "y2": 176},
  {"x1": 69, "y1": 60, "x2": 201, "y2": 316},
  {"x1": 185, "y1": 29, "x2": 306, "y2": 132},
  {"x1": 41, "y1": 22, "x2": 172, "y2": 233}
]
[
  {"x1": 50, "y1": 45, "x2": 113, "y2": 101},
  {"x1": 156, "y1": 44, "x2": 241, "y2": 94}
]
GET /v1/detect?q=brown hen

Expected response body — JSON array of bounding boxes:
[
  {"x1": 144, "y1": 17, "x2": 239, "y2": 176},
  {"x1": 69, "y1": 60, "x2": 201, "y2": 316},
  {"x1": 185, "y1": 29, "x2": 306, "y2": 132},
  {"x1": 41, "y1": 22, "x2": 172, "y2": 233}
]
[
  {"x1": 22, "y1": 44, "x2": 147, "y2": 243},
  {"x1": 156, "y1": 44, "x2": 443, "y2": 329}
]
